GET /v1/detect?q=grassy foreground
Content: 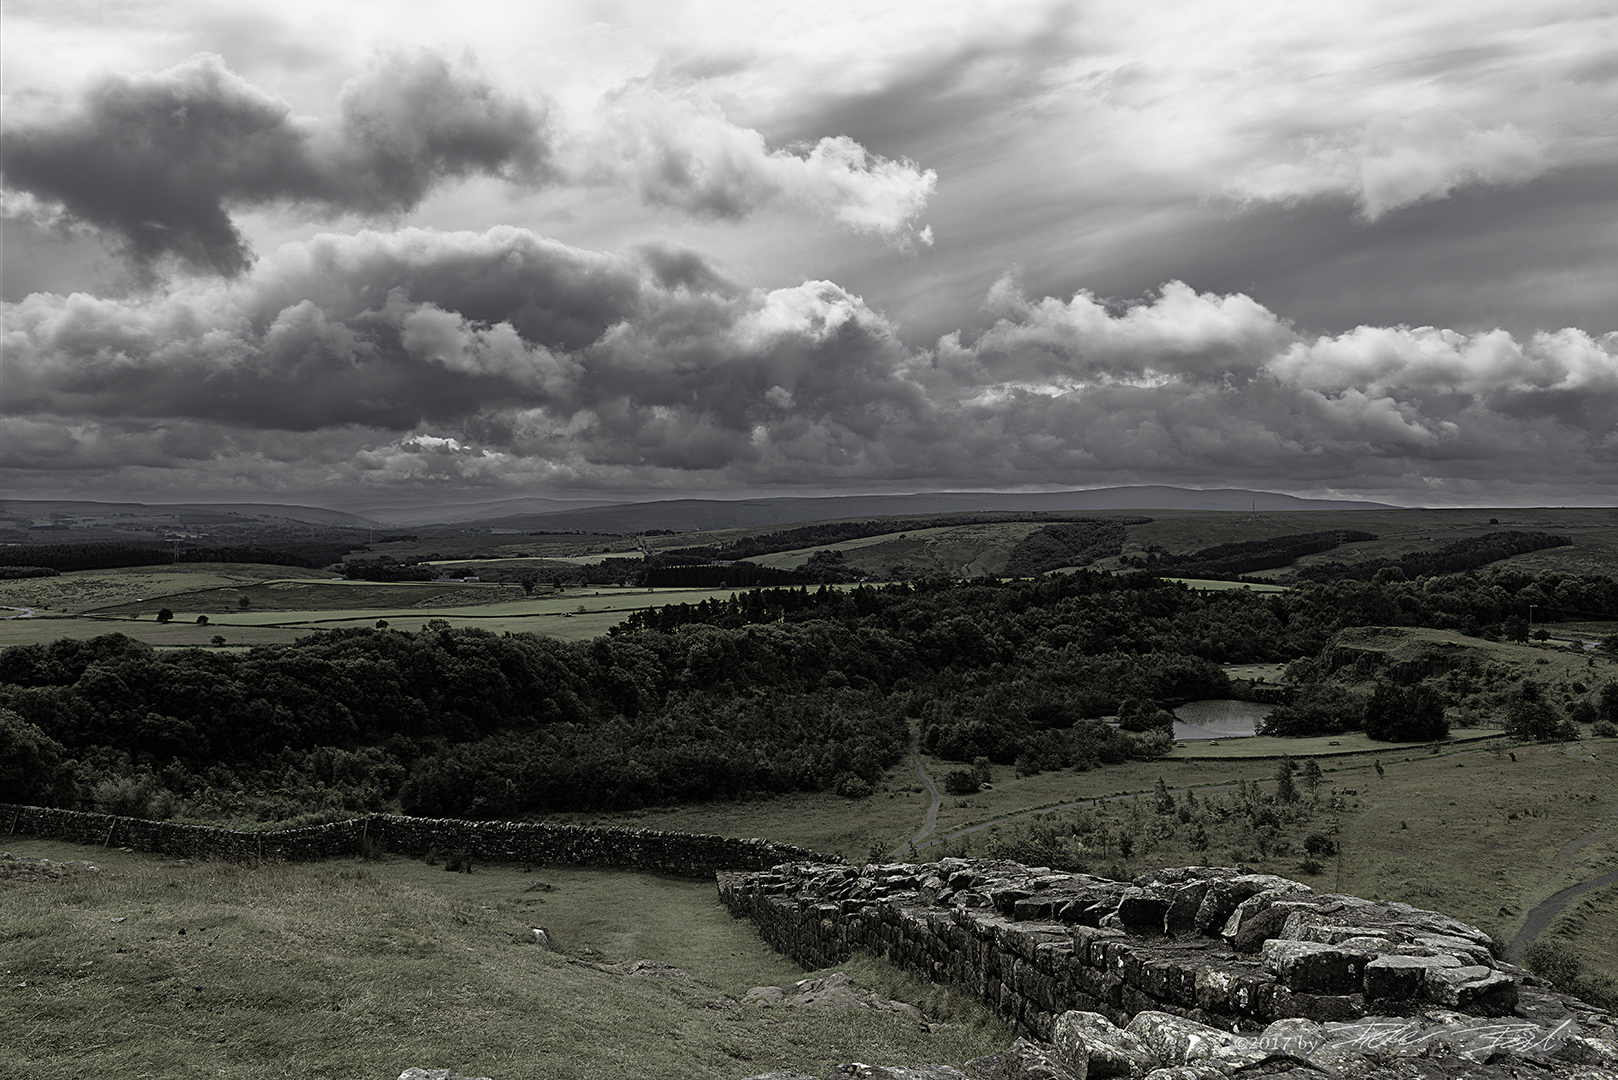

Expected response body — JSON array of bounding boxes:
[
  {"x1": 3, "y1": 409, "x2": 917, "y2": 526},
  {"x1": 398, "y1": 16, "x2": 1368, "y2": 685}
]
[{"x1": 0, "y1": 845, "x2": 1009, "y2": 1080}]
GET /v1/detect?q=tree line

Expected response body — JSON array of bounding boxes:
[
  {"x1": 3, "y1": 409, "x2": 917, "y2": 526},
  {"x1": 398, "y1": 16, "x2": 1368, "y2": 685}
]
[{"x1": 3, "y1": 561, "x2": 1615, "y2": 824}]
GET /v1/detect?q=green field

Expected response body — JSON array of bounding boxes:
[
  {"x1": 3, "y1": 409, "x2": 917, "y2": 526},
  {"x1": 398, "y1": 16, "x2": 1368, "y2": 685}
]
[
  {"x1": 0, "y1": 568, "x2": 795, "y2": 647},
  {"x1": 748, "y1": 521, "x2": 1048, "y2": 578},
  {"x1": 0, "y1": 843, "x2": 1009, "y2": 1080}
]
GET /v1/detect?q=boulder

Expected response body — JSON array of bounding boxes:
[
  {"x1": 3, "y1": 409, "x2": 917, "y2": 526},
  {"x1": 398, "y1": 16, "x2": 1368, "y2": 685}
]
[
  {"x1": 1123, "y1": 1011, "x2": 1237, "y2": 1067},
  {"x1": 992, "y1": 1037, "x2": 1085, "y2": 1080},
  {"x1": 1222, "y1": 890, "x2": 1317, "y2": 952},
  {"x1": 1052, "y1": 1011, "x2": 1157, "y2": 1078},
  {"x1": 1256, "y1": 1017, "x2": 1327, "y2": 1057},
  {"x1": 1160, "y1": 882, "x2": 1210, "y2": 937},
  {"x1": 1193, "y1": 874, "x2": 1301, "y2": 935},
  {"x1": 1115, "y1": 888, "x2": 1170, "y2": 935}
]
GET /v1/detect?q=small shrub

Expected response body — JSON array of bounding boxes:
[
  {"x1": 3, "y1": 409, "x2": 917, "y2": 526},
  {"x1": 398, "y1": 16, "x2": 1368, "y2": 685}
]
[
  {"x1": 424, "y1": 846, "x2": 442, "y2": 866},
  {"x1": 1522, "y1": 937, "x2": 1582, "y2": 989},
  {"x1": 943, "y1": 770, "x2": 980, "y2": 796},
  {"x1": 836, "y1": 774, "x2": 874, "y2": 799}
]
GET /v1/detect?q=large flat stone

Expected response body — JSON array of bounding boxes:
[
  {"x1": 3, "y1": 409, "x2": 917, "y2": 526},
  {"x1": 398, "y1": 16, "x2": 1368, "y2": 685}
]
[
  {"x1": 1363, "y1": 953, "x2": 1460, "y2": 1001},
  {"x1": 1424, "y1": 965, "x2": 1518, "y2": 1015},
  {"x1": 1261, "y1": 939, "x2": 1368, "y2": 994}
]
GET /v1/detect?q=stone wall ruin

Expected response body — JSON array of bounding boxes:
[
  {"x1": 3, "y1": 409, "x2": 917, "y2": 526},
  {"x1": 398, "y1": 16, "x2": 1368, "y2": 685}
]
[
  {"x1": 720, "y1": 858, "x2": 1542, "y2": 1038},
  {"x1": 0, "y1": 803, "x2": 833, "y2": 877}
]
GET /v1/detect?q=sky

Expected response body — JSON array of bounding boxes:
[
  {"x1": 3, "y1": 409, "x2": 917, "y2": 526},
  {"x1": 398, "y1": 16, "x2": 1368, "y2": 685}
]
[{"x1": 2, "y1": 0, "x2": 1616, "y2": 510}]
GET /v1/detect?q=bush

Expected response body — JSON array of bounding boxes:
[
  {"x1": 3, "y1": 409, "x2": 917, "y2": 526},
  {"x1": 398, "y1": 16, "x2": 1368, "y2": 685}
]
[
  {"x1": 1260, "y1": 683, "x2": 1364, "y2": 736},
  {"x1": 1593, "y1": 718, "x2": 1618, "y2": 738},
  {"x1": 836, "y1": 774, "x2": 874, "y2": 799},
  {"x1": 1522, "y1": 937, "x2": 1582, "y2": 989},
  {"x1": 91, "y1": 774, "x2": 174, "y2": 820},
  {"x1": 943, "y1": 769, "x2": 980, "y2": 796}
]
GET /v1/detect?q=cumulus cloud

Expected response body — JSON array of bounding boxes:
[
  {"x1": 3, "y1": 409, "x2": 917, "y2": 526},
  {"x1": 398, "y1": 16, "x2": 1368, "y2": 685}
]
[
  {"x1": 1228, "y1": 110, "x2": 1547, "y2": 220},
  {"x1": 2, "y1": 226, "x2": 927, "y2": 487},
  {"x1": 591, "y1": 87, "x2": 936, "y2": 242},
  {"x1": 1, "y1": 52, "x2": 939, "y2": 278},
  {"x1": 1, "y1": 52, "x2": 548, "y2": 275},
  {"x1": 5, "y1": 222, "x2": 1615, "y2": 503}
]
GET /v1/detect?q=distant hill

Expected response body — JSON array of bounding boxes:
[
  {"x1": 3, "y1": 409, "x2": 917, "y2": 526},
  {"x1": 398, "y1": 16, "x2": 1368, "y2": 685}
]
[
  {"x1": 0, "y1": 499, "x2": 379, "y2": 547},
  {"x1": 452, "y1": 486, "x2": 1396, "y2": 535},
  {"x1": 0, "y1": 487, "x2": 1395, "y2": 543},
  {"x1": 350, "y1": 496, "x2": 618, "y2": 527}
]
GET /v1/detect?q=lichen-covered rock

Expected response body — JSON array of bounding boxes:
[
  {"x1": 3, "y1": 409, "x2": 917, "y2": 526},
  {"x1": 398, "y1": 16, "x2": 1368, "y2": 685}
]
[
  {"x1": 1423, "y1": 964, "x2": 1518, "y2": 1015},
  {"x1": 1192, "y1": 874, "x2": 1297, "y2": 935},
  {"x1": 1257, "y1": 1016, "x2": 1327, "y2": 1057},
  {"x1": 824, "y1": 1066, "x2": 974, "y2": 1080},
  {"x1": 1221, "y1": 889, "x2": 1317, "y2": 952},
  {"x1": 1124, "y1": 1011, "x2": 1237, "y2": 1068},
  {"x1": 1139, "y1": 1067, "x2": 1227, "y2": 1080},
  {"x1": 1261, "y1": 939, "x2": 1368, "y2": 994},
  {"x1": 1362, "y1": 953, "x2": 1459, "y2": 1000},
  {"x1": 1052, "y1": 1011, "x2": 1157, "y2": 1078},
  {"x1": 991, "y1": 1037, "x2": 1085, "y2": 1080}
]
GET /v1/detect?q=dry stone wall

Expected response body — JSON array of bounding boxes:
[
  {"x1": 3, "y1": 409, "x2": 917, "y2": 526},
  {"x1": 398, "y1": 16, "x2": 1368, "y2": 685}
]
[
  {"x1": 719, "y1": 858, "x2": 1543, "y2": 1041},
  {"x1": 0, "y1": 803, "x2": 834, "y2": 877}
]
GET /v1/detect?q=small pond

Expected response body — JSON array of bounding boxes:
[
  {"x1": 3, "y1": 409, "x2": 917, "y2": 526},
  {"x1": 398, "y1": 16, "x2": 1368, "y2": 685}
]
[{"x1": 1172, "y1": 699, "x2": 1274, "y2": 741}]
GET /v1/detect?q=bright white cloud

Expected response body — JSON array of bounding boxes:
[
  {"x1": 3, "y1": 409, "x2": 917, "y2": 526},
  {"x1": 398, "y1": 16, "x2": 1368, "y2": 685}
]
[
  {"x1": 587, "y1": 86, "x2": 935, "y2": 241},
  {"x1": 1229, "y1": 110, "x2": 1547, "y2": 219}
]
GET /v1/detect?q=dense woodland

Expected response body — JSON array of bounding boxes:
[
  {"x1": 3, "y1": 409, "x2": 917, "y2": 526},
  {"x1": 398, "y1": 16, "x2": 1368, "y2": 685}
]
[{"x1": 3, "y1": 561, "x2": 1617, "y2": 825}]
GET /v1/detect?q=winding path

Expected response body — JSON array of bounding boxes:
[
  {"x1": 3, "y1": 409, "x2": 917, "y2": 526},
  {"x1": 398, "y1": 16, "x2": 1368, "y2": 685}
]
[
  {"x1": 1508, "y1": 808, "x2": 1618, "y2": 963},
  {"x1": 889, "y1": 724, "x2": 942, "y2": 859},
  {"x1": 1508, "y1": 868, "x2": 1618, "y2": 963}
]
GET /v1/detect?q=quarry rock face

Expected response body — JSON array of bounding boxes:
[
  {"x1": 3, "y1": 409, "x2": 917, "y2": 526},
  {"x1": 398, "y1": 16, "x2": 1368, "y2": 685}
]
[{"x1": 723, "y1": 860, "x2": 1618, "y2": 1079}]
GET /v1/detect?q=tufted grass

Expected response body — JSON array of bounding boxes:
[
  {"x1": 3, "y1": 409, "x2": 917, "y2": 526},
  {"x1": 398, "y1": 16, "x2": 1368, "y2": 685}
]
[{"x1": 0, "y1": 842, "x2": 1010, "y2": 1080}]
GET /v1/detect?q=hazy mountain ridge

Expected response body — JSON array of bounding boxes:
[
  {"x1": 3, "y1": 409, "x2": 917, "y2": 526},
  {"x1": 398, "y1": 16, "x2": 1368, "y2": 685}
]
[
  {"x1": 441, "y1": 486, "x2": 1396, "y2": 535},
  {"x1": 0, "y1": 488, "x2": 1395, "y2": 542}
]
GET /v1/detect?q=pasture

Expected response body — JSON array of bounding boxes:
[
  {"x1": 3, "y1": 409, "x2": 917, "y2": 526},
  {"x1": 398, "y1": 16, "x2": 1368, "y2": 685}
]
[
  {"x1": 0, "y1": 842, "x2": 1009, "y2": 1080},
  {"x1": 0, "y1": 565, "x2": 790, "y2": 647}
]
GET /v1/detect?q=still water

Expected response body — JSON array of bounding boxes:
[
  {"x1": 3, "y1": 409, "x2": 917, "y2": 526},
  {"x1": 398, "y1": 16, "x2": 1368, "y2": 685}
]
[{"x1": 1172, "y1": 699, "x2": 1273, "y2": 741}]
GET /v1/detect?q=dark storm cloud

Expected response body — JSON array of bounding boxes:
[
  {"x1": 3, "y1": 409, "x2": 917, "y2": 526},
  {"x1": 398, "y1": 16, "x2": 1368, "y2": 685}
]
[
  {"x1": 1, "y1": 52, "x2": 549, "y2": 275},
  {"x1": 5, "y1": 228, "x2": 1615, "y2": 502}
]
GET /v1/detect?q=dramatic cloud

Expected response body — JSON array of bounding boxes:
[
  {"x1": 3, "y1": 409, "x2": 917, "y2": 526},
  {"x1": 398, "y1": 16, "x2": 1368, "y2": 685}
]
[
  {"x1": 5, "y1": 227, "x2": 1614, "y2": 502},
  {"x1": 1, "y1": 51, "x2": 937, "y2": 278},
  {"x1": 1228, "y1": 110, "x2": 1547, "y2": 220},
  {"x1": 589, "y1": 86, "x2": 936, "y2": 241},
  {"x1": 3, "y1": 3, "x2": 1614, "y2": 507},
  {"x1": 2, "y1": 53, "x2": 548, "y2": 275}
]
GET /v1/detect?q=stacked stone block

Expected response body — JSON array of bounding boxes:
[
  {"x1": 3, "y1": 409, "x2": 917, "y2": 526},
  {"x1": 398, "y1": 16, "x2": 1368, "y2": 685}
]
[{"x1": 718, "y1": 858, "x2": 1525, "y2": 1038}]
